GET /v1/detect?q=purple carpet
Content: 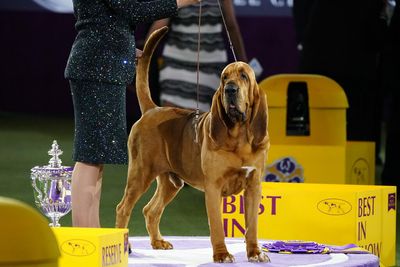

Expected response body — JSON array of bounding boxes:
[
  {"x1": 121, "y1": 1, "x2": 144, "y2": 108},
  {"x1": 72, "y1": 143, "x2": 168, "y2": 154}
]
[{"x1": 127, "y1": 237, "x2": 379, "y2": 267}]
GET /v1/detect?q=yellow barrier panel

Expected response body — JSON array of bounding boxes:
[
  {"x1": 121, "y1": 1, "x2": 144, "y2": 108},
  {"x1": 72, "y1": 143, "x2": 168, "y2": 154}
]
[
  {"x1": 266, "y1": 142, "x2": 375, "y2": 184},
  {"x1": 52, "y1": 227, "x2": 129, "y2": 267},
  {"x1": 222, "y1": 182, "x2": 397, "y2": 266}
]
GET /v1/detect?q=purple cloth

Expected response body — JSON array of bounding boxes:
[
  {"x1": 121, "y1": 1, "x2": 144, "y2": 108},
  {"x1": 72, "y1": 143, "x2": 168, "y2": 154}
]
[
  {"x1": 127, "y1": 237, "x2": 379, "y2": 267},
  {"x1": 262, "y1": 241, "x2": 370, "y2": 254}
]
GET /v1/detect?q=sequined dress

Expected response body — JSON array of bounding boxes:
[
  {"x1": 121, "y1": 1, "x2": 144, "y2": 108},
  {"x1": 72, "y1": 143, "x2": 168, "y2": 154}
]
[
  {"x1": 65, "y1": 0, "x2": 177, "y2": 164},
  {"x1": 159, "y1": 0, "x2": 227, "y2": 111}
]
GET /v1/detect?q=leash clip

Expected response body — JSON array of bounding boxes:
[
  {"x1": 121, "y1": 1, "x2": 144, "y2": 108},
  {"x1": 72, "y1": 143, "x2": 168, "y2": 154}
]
[{"x1": 194, "y1": 109, "x2": 200, "y2": 143}]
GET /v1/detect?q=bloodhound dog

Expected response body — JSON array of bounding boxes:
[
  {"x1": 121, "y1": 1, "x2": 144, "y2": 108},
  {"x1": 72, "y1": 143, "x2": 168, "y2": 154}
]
[{"x1": 116, "y1": 26, "x2": 270, "y2": 263}]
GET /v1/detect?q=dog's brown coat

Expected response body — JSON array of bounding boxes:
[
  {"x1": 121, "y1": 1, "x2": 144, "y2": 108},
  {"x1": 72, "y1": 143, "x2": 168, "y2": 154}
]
[{"x1": 116, "y1": 27, "x2": 270, "y2": 263}]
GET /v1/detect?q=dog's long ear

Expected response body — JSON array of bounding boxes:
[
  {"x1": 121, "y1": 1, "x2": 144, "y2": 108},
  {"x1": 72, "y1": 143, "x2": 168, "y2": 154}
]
[
  {"x1": 209, "y1": 89, "x2": 228, "y2": 148},
  {"x1": 249, "y1": 83, "x2": 268, "y2": 147}
]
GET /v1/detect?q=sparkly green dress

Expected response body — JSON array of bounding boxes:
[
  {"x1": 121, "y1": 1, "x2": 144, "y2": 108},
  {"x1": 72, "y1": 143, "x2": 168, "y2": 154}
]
[{"x1": 65, "y1": 0, "x2": 178, "y2": 164}]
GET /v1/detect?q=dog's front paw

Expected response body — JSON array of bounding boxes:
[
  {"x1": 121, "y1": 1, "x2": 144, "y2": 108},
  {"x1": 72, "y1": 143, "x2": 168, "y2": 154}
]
[
  {"x1": 151, "y1": 239, "x2": 173, "y2": 250},
  {"x1": 213, "y1": 252, "x2": 235, "y2": 263},
  {"x1": 248, "y1": 251, "x2": 270, "y2": 263}
]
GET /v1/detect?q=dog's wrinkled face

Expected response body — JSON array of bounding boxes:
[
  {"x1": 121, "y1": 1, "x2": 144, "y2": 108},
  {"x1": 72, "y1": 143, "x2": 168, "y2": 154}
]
[{"x1": 220, "y1": 62, "x2": 256, "y2": 123}]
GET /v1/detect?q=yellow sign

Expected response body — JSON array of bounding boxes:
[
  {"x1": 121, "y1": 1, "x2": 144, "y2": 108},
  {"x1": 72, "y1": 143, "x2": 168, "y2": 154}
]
[
  {"x1": 52, "y1": 227, "x2": 129, "y2": 267},
  {"x1": 222, "y1": 182, "x2": 396, "y2": 266}
]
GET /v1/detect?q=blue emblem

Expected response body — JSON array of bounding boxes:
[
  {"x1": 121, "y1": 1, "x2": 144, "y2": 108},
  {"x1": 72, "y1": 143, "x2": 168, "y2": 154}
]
[{"x1": 264, "y1": 157, "x2": 304, "y2": 183}]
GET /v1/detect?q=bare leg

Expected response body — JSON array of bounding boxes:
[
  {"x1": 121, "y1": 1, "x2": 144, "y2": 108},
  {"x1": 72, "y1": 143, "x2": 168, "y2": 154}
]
[
  {"x1": 91, "y1": 165, "x2": 103, "y2": 226},
  {"x1": 71, "y1": 162, "x2": 104, "y2": 227}
]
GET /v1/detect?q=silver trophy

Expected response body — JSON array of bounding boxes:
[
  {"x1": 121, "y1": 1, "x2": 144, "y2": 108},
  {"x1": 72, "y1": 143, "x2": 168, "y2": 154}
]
[{"x1": 31, "y1": 140, "x2": 73, "y2": 227}]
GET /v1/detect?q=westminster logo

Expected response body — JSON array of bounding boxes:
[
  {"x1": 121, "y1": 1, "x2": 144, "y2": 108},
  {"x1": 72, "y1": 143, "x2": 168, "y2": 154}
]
[{"x1": 263, "y1": 157, "x2": 304, "y2": 183}]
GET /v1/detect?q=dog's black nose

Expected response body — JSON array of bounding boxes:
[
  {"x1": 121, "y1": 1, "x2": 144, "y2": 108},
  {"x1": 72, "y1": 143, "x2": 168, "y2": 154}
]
[{"x1": 225, "y1": 83, "x2": 238, "y2": 95}]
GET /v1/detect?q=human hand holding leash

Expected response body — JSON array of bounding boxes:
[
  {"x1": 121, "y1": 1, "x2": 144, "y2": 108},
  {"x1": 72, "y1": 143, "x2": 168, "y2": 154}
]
[
  {"x1": 136, "y1": 48, "x2": 143, "y2": 58},
  {"x1": 176, "y1": 0, "x2": 201, "y2": 8}
]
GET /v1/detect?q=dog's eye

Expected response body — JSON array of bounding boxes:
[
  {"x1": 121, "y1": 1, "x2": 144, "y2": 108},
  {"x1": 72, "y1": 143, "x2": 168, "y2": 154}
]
[
  {"x1": 223, "y1": 74, "x2": 228, "y2": 81},
  {"x1": 240, "y1": 72, "x2": 248, "y2": 81}
]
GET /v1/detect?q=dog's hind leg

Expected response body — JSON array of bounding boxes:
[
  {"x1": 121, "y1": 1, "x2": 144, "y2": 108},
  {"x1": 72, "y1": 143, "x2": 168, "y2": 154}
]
[
  {"x1": 115, "y1": 164, "x2": 155, "y2": 229},
  {"x1": 143, "y1": 172, "x2": 183, "y2": 250}
]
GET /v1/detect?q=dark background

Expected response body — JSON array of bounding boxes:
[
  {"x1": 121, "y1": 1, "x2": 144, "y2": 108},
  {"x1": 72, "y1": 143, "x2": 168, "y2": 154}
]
[{"x1": 0, "y1": 4, "x2": 298, "y2": 117}]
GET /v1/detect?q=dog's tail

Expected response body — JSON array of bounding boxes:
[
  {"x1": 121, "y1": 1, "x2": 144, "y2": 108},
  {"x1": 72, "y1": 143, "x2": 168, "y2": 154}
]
[{"x1": 136, "y1": 26, "x2": 168, "y2": 114}]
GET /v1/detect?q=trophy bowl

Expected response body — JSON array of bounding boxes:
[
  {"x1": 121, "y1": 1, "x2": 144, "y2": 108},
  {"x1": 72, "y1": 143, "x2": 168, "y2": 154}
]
[{"x1": 31, "y1": 140, "x2": 73, "y2": 227}]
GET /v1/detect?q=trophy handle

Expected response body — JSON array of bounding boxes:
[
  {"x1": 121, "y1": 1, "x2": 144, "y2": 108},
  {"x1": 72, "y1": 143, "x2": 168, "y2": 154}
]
[{"x1": 31, "y1": 179, "x2": 43, "y2": 202}]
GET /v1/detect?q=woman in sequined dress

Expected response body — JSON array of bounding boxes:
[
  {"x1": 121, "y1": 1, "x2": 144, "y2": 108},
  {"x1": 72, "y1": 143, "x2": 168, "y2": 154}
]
[
  {"x1": 65, "y1": 0, "x2": 199, "y2": 228},
  {"x1": 148, "y1": 0, "x2": 247, "y2": 111}
]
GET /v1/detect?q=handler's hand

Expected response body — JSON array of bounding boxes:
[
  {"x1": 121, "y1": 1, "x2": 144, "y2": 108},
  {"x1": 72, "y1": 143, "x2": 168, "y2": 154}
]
[
  {"x1": 135, "y1": 48, "x2": 143, "y2": 65},
  {"x1": 136, "y1": 48, "x2": 143, "y2": 58},
  {"x1": 176, "y1": 0, "x2": 200, "y2": 8}
]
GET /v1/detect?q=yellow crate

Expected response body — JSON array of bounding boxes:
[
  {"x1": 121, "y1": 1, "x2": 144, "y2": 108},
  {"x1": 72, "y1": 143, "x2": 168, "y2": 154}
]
[
  {"x1": 52, "y1": 227, "x2": 129, "y2": 267},
  {"x1": 260, "y1": 74, "x2": 348, "y2": 146},
  {"x1": 222, "y1": 182, "x2": 397, "y2": 266},
  {"x1": 260, "y1": 74, "x2": 375, "y2": 184}
]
